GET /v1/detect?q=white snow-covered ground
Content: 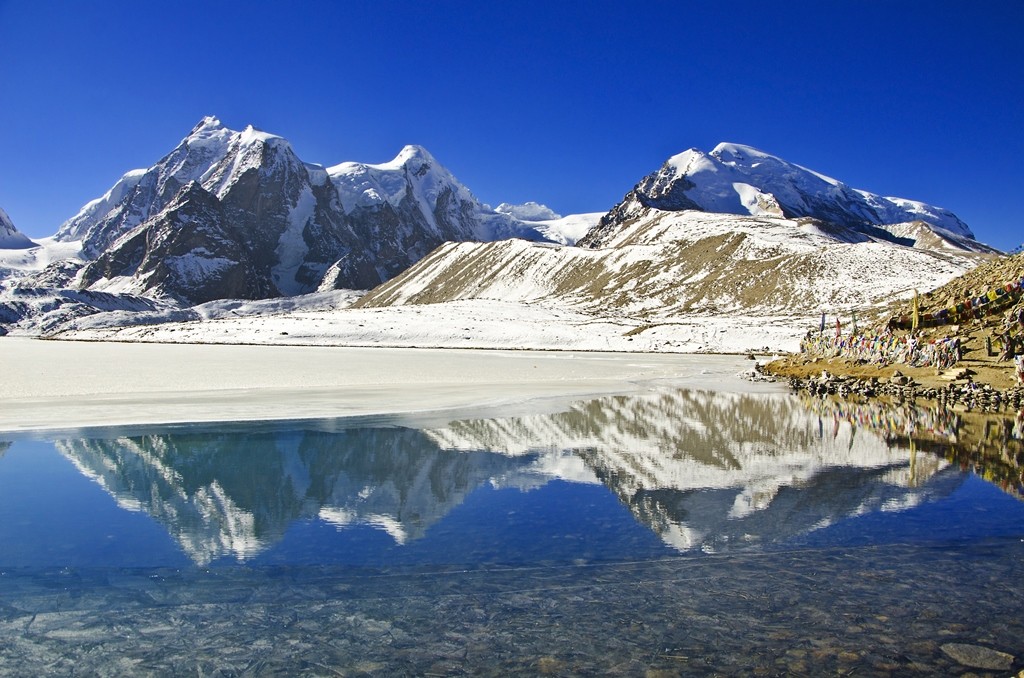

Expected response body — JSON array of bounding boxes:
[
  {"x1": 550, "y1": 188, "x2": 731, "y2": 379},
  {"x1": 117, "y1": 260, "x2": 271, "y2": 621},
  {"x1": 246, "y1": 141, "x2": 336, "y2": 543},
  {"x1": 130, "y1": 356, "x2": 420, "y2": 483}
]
[
  {"x1": 0, "y1": 237, "x2": 83, "y2": 275},
  {"x1": 52, "y1": 298, "x2": 807, "y2": 354},
  {"x1": 0, "y1": 337, "x2": 783, "y2": 433}
]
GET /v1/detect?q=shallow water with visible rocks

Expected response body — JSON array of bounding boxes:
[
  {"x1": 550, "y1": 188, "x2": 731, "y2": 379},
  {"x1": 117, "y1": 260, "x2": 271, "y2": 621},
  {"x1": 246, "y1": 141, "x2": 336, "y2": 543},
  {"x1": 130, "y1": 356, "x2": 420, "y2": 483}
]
[{"x1": 1, "y1": 388, "x2": 1022, "y2": 676}]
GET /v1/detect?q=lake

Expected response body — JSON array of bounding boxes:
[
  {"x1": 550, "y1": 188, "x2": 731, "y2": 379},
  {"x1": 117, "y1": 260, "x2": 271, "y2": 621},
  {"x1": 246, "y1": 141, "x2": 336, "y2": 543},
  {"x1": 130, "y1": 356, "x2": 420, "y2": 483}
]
[{"x1": 1, "y1": 387, "x2": 1022, "y2": 675}]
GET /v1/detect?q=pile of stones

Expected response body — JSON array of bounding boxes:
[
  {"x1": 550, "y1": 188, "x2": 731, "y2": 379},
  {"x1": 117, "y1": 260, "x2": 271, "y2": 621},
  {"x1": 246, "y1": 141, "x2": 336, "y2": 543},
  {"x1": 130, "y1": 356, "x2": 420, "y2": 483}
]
[{"x1": 789, "y1": 370, "x2": 1024, "y2": 413}]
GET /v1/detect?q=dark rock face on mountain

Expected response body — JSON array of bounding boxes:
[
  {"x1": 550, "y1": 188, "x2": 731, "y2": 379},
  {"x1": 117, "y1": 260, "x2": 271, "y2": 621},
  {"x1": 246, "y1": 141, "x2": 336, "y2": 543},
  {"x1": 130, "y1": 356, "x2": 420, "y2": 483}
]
[
  {"x1": 78, "y1": 183, "x2": 275, "y2": 304},
  {"x1": 59, "y1": 118, "x2": 544, "y2": 303}
]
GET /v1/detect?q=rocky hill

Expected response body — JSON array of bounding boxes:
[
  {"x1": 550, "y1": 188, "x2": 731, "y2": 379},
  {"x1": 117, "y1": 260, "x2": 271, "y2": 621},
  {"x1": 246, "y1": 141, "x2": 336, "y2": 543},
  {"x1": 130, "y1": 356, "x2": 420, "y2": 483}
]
[
  {"x1": 768, "y1": 251, "x2": 1024, "y2": 392},
  {"x1": 356, "y1": 211, "x2": 985, "y2": 318},
  {"x1": 39, "y1": 118, "x2": 551, "y2": 303},
  {"x1": 892, "y1": 251, "x2": 1024, "y2": 315}
]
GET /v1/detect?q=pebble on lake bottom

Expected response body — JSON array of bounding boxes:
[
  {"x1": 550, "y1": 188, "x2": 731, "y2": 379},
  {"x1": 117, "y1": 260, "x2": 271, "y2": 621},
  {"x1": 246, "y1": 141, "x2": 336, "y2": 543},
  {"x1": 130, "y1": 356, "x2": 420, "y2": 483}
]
[
  {"x1": 940, "y1": 642, "x2": 1015, "y2": 671},
  {"x1": 2, "y1": 540, "x2": 1024, "y2": 676}
]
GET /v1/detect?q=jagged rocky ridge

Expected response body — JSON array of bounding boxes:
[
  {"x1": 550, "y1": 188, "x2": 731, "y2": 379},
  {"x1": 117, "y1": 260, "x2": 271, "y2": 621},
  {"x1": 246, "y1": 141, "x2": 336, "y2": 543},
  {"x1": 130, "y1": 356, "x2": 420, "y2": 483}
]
[{"x1": 47, "y1": 117, "x2": 548, "y2": 304}]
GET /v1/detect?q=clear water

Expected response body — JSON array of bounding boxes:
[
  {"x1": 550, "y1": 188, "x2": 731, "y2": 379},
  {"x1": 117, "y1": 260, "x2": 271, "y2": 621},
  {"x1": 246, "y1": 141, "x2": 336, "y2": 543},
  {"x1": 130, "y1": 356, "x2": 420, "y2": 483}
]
[{"x1": 1, "y1": 389, "x2": 1022, "y2": 676}]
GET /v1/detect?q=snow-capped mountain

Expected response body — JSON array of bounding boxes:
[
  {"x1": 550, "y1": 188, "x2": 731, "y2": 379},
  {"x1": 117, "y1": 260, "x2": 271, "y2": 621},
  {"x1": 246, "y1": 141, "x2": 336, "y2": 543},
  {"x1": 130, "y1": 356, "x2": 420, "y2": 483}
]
[
  {"x1": 0, "y1": 208, "x2": 35, "y2": 250},
  {"x1": 53, "y1": 117, "x2": 549, "y2": 304},
  {"x1": 327, "y1": 146, "x2": 547, "y2": 248},
  {"x1": 57, "y1": 118, "x2": 353, "y2": 300},
  {"x1": 2, "y1": 133, "x2": 999, "y2": 345},
  {"x1": 355, "y1": 145, "x2": 994, "y2": 338},
  {"x1": 579, "y1": 142, "x2": 985, "y2": 250}
]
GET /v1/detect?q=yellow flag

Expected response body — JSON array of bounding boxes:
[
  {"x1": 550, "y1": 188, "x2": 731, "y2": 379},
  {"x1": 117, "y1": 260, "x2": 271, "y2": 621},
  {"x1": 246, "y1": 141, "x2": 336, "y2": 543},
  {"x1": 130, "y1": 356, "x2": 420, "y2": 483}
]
[{"x1": 912, "y1": 289, "x2": 919, "y2": 331}]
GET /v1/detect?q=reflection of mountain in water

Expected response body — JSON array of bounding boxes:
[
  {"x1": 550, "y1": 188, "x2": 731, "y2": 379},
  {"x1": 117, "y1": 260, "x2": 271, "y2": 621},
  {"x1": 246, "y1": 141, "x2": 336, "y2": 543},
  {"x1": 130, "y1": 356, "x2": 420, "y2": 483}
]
[
  {"x1": 57, "y1": 429, "x2": 530, "y2": 565},
  {"x1": 57, "y1": 389, "x2": 960, "y2": 563},
  {"x1": 799, "y1": 395, "x2": 1024, "y2": 499},
  {"x1": 427, "y1": 390, "x2": 954, "y2": 551}
]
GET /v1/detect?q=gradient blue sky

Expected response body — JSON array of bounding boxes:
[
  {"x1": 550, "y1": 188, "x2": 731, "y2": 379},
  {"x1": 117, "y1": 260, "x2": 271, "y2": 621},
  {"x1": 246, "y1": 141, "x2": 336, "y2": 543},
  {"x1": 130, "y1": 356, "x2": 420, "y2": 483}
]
[{"x1": 1, "y1": 0, "x2": 1021, "y2": 250}]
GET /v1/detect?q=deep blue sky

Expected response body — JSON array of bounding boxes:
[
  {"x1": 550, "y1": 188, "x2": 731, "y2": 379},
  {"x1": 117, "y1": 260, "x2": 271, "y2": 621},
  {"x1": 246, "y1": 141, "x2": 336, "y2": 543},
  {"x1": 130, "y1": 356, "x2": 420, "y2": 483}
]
[{"x1": 1, "y1": 0, "x2": 1021, "y2": 250}]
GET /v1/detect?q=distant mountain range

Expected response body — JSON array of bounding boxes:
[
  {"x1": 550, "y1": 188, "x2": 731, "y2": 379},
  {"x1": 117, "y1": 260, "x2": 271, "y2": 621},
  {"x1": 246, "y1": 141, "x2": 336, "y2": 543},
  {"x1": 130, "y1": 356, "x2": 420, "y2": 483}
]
[
  {"x1": 0, "y1": 119, "x2": 1000, "y2": 340},
  {"x1": 355, "y1": 143, "x2": 994, "y2": 321},
  {"x1": 46, "y1": 117, "x2": 576, "y2": 303}
]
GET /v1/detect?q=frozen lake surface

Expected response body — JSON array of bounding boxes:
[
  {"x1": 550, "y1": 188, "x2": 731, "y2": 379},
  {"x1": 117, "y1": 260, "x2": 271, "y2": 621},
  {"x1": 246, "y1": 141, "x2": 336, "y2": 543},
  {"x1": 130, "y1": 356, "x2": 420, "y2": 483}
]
[
  {"x1": 1, "y1": 384, "x2": 1023, "y2": 675},
  {"x1": 0, "y1": 338, "x2": 779, "y2": 432}
]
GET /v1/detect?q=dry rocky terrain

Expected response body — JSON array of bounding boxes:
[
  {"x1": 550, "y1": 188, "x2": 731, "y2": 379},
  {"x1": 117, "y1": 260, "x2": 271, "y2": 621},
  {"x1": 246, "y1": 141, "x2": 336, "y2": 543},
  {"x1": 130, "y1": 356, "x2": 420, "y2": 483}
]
[{"x1": 766, "y1": 251, "x2": 1024, "y2": 401}]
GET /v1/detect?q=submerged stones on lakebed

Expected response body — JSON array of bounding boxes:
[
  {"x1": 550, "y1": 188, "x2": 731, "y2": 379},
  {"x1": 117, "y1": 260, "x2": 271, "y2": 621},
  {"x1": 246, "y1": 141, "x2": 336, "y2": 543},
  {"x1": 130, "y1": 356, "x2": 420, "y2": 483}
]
[{"x1": 940, "y1": 642, "x2": 1015, "y2": 671}]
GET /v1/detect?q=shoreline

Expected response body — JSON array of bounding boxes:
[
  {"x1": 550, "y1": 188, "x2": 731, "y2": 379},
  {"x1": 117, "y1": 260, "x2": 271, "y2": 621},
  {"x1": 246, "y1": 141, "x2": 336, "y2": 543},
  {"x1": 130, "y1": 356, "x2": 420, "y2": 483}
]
[{"x1": 764, "y1": 354, "x2": 1024, "y2": 413}]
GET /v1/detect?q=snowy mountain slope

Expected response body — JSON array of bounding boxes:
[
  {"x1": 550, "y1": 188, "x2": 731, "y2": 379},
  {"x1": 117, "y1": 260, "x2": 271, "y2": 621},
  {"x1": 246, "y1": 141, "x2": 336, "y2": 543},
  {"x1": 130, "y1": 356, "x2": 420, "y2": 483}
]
[
  {"x1": 56, "y1": 169, "x2": 147, "y2": 250},
  {"x1": 494, "y1": 202, "x2": 602, "y2": 245},
  {"x1": 0, "y1": 208, "x2": 35, "y2": 250},
  {"x1": 355, "y1": 210, "x2": 986, "y2": 320},
  {"x1": 0, "y1": 287, "x2": 181, "y2": 336},
  {"x1": 578, "y1": 142, "x2": 988, "y2": 251},
  {"x1": 49, "y1": 295, "x2": 810, "y2": 353},
  {"x1": 0, "y1": 237, "x2": 84, "y2": 276}
]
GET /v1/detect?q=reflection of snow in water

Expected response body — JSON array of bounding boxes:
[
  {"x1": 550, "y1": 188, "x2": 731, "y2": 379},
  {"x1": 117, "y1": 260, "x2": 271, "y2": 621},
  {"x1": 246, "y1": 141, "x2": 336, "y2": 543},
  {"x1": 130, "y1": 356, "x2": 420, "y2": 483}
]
[
  {"x1": 318, "y1": 508, "x2": 409, "y2": 545},
  {"x1": 52, "y1": 388, "x2": 967, "y2": 564}
]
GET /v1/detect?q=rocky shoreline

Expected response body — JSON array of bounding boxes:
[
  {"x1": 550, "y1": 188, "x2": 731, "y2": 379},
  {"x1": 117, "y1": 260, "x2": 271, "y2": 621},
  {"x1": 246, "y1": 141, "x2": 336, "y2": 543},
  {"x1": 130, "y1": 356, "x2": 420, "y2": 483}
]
[{"x1": 781, "y1": 367, "x2": 1024, "y2": 413}]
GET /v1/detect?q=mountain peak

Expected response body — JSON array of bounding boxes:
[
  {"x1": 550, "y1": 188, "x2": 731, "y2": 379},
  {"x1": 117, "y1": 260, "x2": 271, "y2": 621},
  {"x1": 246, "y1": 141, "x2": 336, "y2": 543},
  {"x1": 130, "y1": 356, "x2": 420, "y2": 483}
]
[
  {"x1": 711, "y1": 142, "x2": 775, "y2": 165},
  {"x1": 183, "y1": 116, "x2": 233, "y2": 152},
  {"x1": 0, "y1": 208, "x2": 37, "y2": 250},
  {"x1": 598, "y1": 142, "x2": 977, "y2": 243},
  {"x1": 389, "y1": 144, "x2": 437, "y2": 170},
  {"x1": 239, "y1": 124, "x2": 285, "y2": 146},
  {"x1": 189, "y1": 116, "x2": 225, "y2": 136}
]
